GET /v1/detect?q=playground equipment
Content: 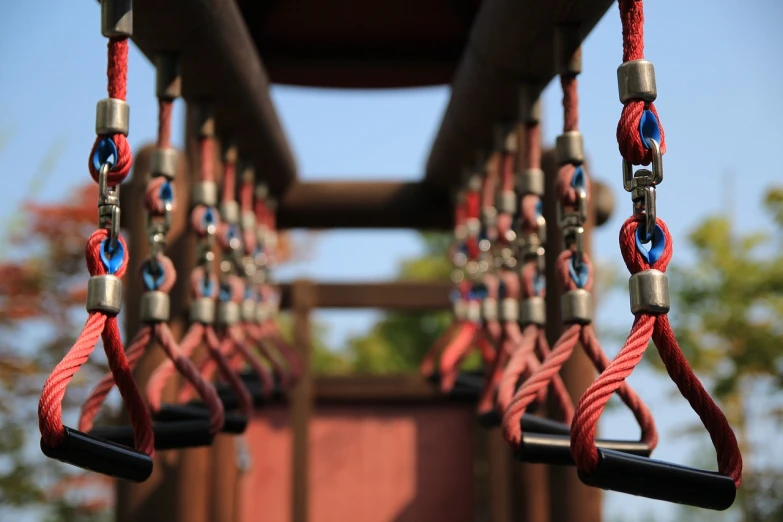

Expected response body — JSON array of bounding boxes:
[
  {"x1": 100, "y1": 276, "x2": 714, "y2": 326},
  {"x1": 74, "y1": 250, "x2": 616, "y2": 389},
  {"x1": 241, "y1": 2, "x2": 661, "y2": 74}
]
[{"x1": 37, "y1": 0, "x2": 742, "y2": 520}]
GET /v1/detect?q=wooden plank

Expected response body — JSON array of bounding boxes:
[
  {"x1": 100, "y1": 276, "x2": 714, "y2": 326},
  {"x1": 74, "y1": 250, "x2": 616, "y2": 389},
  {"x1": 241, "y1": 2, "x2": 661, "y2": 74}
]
[
  {"x1": 277, "y1": 178, "x2": 612, "y2": 229},
  {"x1": 424, "y1": 0, "x2": 614, "y2": 189},
  {"x1": 290, "y1": 281, "x2": 316, "y2": 522},
  {"x1": 98, "y1": 0, "x2": 298, "y2": 195},
  {"x1": 278, "y1": 282, "x2": 453, "y2": 310},
  {"x1": 278, "y1": 181, "x2": 452, "y2": 230},
  {"x1": 314, "y1": 375, "x2": 479, "y2": 405},
  {"x1": 236, "y1": 0, "x2": 479, "y2": 89}
]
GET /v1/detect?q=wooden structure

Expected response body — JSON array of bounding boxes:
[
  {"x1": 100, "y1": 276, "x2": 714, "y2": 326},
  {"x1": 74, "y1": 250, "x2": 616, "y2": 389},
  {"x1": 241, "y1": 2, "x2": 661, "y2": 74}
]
[{"x1": 112, "y1": 0, "x2": 619, "y2": 521}]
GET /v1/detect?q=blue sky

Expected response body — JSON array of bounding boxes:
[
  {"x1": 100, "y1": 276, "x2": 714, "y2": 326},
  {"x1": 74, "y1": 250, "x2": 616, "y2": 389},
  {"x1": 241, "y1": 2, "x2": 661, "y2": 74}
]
[{"x1": 1, "y1": 1, "x2": 781, "y2": 520}]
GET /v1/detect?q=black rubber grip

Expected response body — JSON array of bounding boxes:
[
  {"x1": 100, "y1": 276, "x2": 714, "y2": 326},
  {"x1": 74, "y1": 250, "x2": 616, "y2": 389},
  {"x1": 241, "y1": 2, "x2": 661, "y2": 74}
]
[
  {"x1": 578, "y1": 448, "x2": 737, "y2": 511},
  {"x1": 158, "y1": 404, "x2": 248, "y2": 434},
  {"x1": 90, "y1": 419, "x2": 214, "y2": 451},
  {"x1": 41, "y1": 426, "x2": 153, "y2": 482},
  {"x1": 514, "y1": 433, "x2": 650, "y2": 466}
]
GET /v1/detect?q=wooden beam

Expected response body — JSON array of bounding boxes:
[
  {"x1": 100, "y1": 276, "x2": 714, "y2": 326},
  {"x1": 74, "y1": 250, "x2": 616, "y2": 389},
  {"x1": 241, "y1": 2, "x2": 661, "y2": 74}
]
[
  {"x1": 278, "y1": 281, "x2": 453, "y2": 310},
  {"x1": 278, "y1": 181, "x2": 452, "y2": 230},
  {"x1": 424, "y1": 0, "x2": 614, "y2": 189},
  {"x1": 277, "y1": 177, "x2": 613, "y2": 230},
  {"x1": 106, "y1": 0, "x2": 297, "y2": 194}
]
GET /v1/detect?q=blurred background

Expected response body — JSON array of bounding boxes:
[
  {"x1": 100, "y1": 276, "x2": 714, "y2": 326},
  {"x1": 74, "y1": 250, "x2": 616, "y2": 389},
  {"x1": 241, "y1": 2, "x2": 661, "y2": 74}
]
[{"x1": 0, "y1": 1, "x2": 782, "y2": 521}]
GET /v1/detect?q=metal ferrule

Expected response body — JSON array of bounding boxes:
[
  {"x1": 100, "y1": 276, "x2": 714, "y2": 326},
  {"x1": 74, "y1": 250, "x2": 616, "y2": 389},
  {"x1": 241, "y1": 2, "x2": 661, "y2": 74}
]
[
  {"x1": 453, "y1": 298, "x2": 467, "y2": 320},
  {"x1": 520, "y1": 296, "x2": 546, "y2": 326},
  {"x1": 629, "y1": 269, "x2": 670, "y2": 315},
  {"x1": 192, "y1": 105, "x2": 215, "y2": 138},
  {"x1": 241, "y1": 299, "x2": 257, "y2": 322},
  {"x1": 189, "y1": 297, "x2": 215, "y2": 325},
  {"x1": 219, "y1": 200, "x2": 240, "y2": 225},
  {"x1": 501, "y1": 298, "x2": 520, "y2": 322},
  {"x1": 497, "y1": 191, "x2": 517, "y2": 214},
  {"x1": 617, "y1": 60, "x2": 657, "y2": 104},
  {"x1": 466, "y1": 300, "x2": 482, "y2": 323},
  {"x1": 87, "y1": 275, "x2": 123, "y2": 315},
  {"x1": 150, "y1": 148, "x2": 178, "y2": 180},
  {"x1": 518, "y1": 168, "x2": 545, "y2": 197},
  {"x1": 482, "y1": 207, "x2": 497, "y2": 228},
  {"x1": 482, "y1": 297, "x2": 498, "y2": 321},
  {"x1": 96, "y1": 98, "x2": 130, "y2": 136},
  {"x1": 561, "y1": 289, "x2": 593, "y2": 325},
  {"x1": 465, "y1": 217, "x2": 481, "y2": 237},
  {"x1": 192, "y1": 181, "x2": 218, "y2": 208},
  {"x1": 255, "y1": 302, "x2": 270, "y2": 323},
  {"x1": 216, "y1": 301, "x2": 240, "y2": 326},
  {"x1": 240, "y1": 211, "x2": 256, "y2": 234},
  {"x1": 140, "y1": 291, "x2": 170, "y2": 323},
  {"x1": 101, "y1": 0, "x2": 133, "y2": 37},
  {"x1": 518, "y1": 233, "x2": 543, "y2": 261},
  {"x1": 555, "y1": 131, "x2": 584, "y2": 166}
]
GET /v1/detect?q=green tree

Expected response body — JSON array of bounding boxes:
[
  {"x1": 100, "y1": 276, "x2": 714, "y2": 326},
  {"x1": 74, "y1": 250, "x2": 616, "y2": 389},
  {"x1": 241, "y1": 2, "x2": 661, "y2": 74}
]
[{"x1": 661, "y1": 187, "x2": 783, "y2": 521}]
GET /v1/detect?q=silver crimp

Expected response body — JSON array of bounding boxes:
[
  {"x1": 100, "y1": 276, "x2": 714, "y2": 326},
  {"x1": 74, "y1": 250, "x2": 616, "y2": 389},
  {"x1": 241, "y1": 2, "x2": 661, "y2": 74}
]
[
  {"x1": 555, "y1": 131, "x2": 585, "y2": 165},
  {"x1": 520, "y1": 296, "x2": 546, "y2": 326},
  {"x1": 466, "y1": 300, "x2": 482, "y2": 323},
  {"x1": 192, "y1": 181, "x2": 218, "y2": 208},
  {"x1": 517, "y1": 168, "x2": 545, "y2": 197},
  {"x1": 629, "y1": 269, "x2": 670, "y2": 315},
  {"x1": 482, "y1": 297, "x2": 498, "y2": 321},
  {"x1": 87, "y1": 275, "x2": 123, "y2": 315},
  {"x1": 96, "y1": 98, "x2": 130, "y2": 136},
  {"x1": 190, "y1": 297, "x2": 215, "y2": 324},
  {"x1": 241, "y1": 299, "x2": 257, "y2": 323},
  {"x1": 617, "y1": 60, "x2": 657, "y2": 104},
  {"x1": 150, "y1": 148, "x2": 178, "y2": 180},
  {"x1": 140, "y1": 291, "x2": 170, "y2": 323},
  {"x1": 101, "y1": 0, "x2": 132, "y2": 37},
  {"x1": 519, "y1": 87, "x2": 542, "y2": 125},
  {"x1": 501, "y1": 298, "x2": 520, "y2": 322},
  {"x1": 497, "y1": 191, "x2": 517, "y2": 215},
  {"x1": 255, "y1": 302, "x2": 270, "y2": 323},
  {"x1": 219, "y1": 200, "x2": 240, "y2": 225},
  {"x1": 217, "y1": 301, "x2": 240, "y2": 326},
  {"x1": 241, "y1": 211, "x2": 256, "y2": 234},
  {"x1": 561, "y1": 289, "x2": 593, "y2": 325}
]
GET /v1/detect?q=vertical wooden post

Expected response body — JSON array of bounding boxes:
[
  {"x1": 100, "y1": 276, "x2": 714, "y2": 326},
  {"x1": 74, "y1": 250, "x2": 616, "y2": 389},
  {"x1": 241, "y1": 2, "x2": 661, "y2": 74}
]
[
  {"x1": 290, "y1": 280, "x2": 316, "y2": 522},
  {"x1": 542, "y1": 151, "x2": 602, "y2": 522}
]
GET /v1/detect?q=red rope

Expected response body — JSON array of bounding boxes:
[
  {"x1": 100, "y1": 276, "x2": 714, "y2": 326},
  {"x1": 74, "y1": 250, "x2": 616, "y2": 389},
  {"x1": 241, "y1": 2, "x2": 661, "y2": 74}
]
[
  {"x1": 157, "y1": 100, "x2": 173, "y2": 149},
  {"x1": 222, "y1": 154, "x2": 236, "y2": 204},
  {"x1": 616, "y1": 0, "x2": 666, "y2": 166},
  {"x1": 39, "y1": 231, "x2": 153, "y2": 455},
  {"x1": 570, "y1": 216, "x2": 742, "y2": 486},
  {"x1": 88, "y1": 39, "x2": 132, "y2": 186}
]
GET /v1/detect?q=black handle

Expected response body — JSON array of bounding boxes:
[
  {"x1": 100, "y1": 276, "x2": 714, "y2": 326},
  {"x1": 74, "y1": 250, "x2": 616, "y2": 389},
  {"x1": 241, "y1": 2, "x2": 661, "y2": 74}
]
[
  {"x1": 578, "y1": 448, "x2": 736, "y2": 511},
  {"x1": 160, "y1": 404, "x2": 248, "y2": 434},
  {"x1": 90, "y1": 419, "x2": 214, "y2": 451},
  {"x1": 41, "y1": 426, "x2": 153, "y2": 482},
  {"x1": 520, "y1": 415, "x2": 571, "y2": 436},
  {"x1": 215, "y1": 381, "x2": 269, "y2": 408},
  {"x1": 477, "y1": 409, "x2": 502, "y2": 428},
  {"x1": 514, "y1": 433, "x2": 650, "y2": 466},
  {"x1": 239, "y1": 371, "x2": 285, "y2": 397}
]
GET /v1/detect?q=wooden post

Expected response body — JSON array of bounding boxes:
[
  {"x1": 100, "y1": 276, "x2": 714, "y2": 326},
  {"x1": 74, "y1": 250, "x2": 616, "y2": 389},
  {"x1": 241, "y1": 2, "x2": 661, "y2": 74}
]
[
  {"x1": 541, "y1": 150, "x2": 602, "y2": 522},
  {"x1": 290, "y1": 280, "x2": 316, "y2": 522}
]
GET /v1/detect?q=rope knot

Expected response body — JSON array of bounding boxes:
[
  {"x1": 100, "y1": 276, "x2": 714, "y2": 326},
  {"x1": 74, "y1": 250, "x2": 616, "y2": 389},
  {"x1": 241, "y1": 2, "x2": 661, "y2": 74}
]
[{"x1": 619, "y1": 215, "x2": 673, "y2": 274}]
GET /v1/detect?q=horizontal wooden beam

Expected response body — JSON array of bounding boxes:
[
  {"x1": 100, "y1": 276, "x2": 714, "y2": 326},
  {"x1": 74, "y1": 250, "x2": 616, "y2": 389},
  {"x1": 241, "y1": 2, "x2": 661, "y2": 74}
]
[
  {"x1": 115, "y1": 0, "x2": 297, "y2": 194},
  {"x1": 314, "y1": 375, "x2": 479, "y2": 405},
  {"x1": 278, "y1": 281, "x2": 453, "y2": 310},
  {"x1": 277, "y1": 179, "x2": 614, "y2": 229},
  {"x1": 424, "y1": 0, "x2": 614, "y2": 189},
  {"x1": 278, "y1": 181, "x2": 452, "y2": 229}
]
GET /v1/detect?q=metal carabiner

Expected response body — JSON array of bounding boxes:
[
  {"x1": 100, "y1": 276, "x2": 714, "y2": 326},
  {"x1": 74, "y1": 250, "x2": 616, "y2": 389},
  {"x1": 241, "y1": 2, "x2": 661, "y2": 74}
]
[{"x1": 97, "y1": 163, "x2": 121, "y2": 254}]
